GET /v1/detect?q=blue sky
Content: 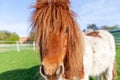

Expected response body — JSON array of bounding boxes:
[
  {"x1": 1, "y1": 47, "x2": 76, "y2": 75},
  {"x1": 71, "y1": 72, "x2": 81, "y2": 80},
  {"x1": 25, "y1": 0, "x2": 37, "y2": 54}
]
[{"x1": 0, "y1": 0, "x2": 120, "y2": 37}]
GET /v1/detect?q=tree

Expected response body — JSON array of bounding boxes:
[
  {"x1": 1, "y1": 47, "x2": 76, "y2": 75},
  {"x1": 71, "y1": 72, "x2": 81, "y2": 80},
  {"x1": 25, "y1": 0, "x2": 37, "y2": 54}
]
[
  {"x1": 0, "y1": 30, "x2": 19, "y2": 44},
  {"x1": 101, "y1": 25, "x2": 120, "y2": 31},
  {"x1": 87, "y1": 24, "x2": 99, "y2": 30},
  {"x1": 0, "y1": 30, "x2": 11, "y2": 40},
  {"x1": 6, "y1": 33, "x2": 19, "y2": 41}
]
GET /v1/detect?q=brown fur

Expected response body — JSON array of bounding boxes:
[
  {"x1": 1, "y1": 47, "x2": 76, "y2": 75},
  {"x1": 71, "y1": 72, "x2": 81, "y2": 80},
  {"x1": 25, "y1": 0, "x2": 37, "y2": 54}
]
[
  {"x1": 31, "y1": 0, "x2": 84, "y2": 79},
  {"x1": 86, "y1": 31, "x2": 101, "y2": 38}
]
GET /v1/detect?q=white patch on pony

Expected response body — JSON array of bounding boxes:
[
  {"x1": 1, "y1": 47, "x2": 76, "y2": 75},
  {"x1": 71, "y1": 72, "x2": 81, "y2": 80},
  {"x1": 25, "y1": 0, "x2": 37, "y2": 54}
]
[{"x1": 82, "y1": 30, "x2": 115, "y2": 80}]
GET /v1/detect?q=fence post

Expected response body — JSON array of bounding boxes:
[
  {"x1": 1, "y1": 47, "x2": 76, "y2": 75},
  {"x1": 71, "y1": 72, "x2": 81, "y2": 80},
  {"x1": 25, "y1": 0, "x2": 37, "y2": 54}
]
[
  {"x1": 16, "y1": 41, "x2": 20, "y2": 52},
  {"x1": 33, "y1": 42, "x2": 35, "y2": 51}
]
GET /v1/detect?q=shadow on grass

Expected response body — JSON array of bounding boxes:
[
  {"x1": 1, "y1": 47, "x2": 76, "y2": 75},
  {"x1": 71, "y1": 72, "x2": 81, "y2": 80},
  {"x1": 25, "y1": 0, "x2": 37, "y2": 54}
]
[
  {"x1": 1, "y1": 65, "x2": 119, "y2": 80},
  {"x1": 0, "y1": 65, "x2": 42, "y2": 80}
]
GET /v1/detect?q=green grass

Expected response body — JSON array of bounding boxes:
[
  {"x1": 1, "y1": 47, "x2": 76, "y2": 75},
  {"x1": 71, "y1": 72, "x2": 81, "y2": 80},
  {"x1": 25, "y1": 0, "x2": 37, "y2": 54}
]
[
  {"x1": 0, "y1": 46, "x2": 120, "y2": 80},
  {"x1": 116, "y1": 45, "x2": 120, "y2": 80},
  {"x1": 0, "y1": 50, "x2": 40, "y2": 80}
]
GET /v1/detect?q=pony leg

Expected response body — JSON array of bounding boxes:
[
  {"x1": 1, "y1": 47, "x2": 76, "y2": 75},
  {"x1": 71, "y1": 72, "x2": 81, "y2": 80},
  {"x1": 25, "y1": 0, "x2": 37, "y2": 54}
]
[
  {"x1": 104, "y1": 61, "x2": 117, "y2": 80},
  {"x1": 103, "y1": 66, "x2": 113, "y2": 80},
  {"x1": 96, "y1": 75, "x2": 105, "y2": 80},
  {"x1": 96, "y1": 75, "x2": 102, "y2": 80}
]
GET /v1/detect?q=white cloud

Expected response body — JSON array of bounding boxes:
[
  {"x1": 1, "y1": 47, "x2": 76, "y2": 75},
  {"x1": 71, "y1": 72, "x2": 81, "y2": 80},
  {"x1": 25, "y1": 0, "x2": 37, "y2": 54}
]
[{"x1": 75, "y1": 0, "x2": 120, "y2": 29}]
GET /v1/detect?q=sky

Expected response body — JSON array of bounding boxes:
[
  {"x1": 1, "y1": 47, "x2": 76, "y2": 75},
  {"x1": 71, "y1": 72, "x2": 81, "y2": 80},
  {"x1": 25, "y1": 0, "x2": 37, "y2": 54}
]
[{"x1": 0, "y1": 0, "x2": 120, "y2": 37}]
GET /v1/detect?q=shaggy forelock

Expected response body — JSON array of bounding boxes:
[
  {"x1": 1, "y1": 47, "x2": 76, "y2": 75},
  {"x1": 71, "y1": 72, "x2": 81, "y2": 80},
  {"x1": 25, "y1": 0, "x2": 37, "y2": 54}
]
[{"x1": 31, "y1": 0, "x2": 84, "y2": 79}]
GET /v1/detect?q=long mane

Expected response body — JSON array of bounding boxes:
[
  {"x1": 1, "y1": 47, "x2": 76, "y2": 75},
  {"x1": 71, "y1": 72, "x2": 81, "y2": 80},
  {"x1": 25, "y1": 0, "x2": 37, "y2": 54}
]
[{"x1": 31, "y1": 0, "x2": 84, "y2": 79}]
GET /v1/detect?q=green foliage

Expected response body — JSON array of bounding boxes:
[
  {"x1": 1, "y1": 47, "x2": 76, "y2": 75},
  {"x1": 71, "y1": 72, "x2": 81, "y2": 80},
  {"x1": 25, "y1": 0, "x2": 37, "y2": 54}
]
[
  {"x1": 6, "y1": 33, "x2": 19, "y2": 41},
  {"x1": 87, "y1": 24, "x2": 99, "y2": 30},
  {"x1": 0, "y1": 30, "x2": 11, "y2": 40},
  {"x1": 101, "y1": 25, "x2": 120, "y2": 31},
  {"x1": 0, "y1": 30, "x2": 19, "y2": 44},
  {"x1": 84, "y1": 24, "x2": 120, "y2": 32}
]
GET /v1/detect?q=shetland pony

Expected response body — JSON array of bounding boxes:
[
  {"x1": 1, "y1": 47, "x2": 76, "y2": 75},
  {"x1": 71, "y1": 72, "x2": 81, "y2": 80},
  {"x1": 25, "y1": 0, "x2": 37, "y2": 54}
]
[{"x1": 31, "y1": 0, "x2": 116, "y2": 80}]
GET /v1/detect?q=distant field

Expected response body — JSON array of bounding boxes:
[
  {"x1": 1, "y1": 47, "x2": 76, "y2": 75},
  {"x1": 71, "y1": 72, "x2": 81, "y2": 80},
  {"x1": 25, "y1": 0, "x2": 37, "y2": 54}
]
[{"x1": 0, "y1": 46, "x2": 120, "y2": 80}]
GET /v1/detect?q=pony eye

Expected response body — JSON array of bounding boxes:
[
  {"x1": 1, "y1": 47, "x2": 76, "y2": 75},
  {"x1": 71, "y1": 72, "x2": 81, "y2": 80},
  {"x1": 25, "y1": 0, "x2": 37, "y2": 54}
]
[{"x1": 65, "y1": 27, "x2": 69, "y2": 33}]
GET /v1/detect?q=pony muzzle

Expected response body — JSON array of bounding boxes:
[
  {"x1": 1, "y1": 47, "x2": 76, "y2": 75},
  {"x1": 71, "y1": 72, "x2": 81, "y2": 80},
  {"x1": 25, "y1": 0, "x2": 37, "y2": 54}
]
[{"x1": 40, "y1": 64, "x2": 64, "y2": 79}]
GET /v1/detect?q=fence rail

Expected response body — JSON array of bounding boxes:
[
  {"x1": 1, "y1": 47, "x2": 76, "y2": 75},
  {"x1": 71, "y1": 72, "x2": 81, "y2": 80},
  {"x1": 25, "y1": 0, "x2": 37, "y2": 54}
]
[
  {"x1": 0, "y1": 41, "x2": 35, "y2": 52},
  {"x1": 114, "y1": 38, "x2": 120, "y2": 45},
  {"x1": 0, "y1": 29, "x2": 120, "y2": 52},
  {"x1": 110, "y1": 29, "x2": 120, "y2": 45}
]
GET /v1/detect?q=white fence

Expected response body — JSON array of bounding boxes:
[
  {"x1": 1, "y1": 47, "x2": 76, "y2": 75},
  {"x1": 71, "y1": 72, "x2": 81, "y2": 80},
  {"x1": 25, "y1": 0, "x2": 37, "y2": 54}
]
[{"x1": 0, "y1": 41, "x2": 35, "y2": 52}]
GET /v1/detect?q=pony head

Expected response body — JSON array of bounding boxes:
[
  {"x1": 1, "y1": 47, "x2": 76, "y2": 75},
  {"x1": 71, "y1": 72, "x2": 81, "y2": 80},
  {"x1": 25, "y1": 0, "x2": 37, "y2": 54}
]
[
  {"x1": 31, "y1": 0, "x2": 84, "y2": 79},
  {"x1": 39, "y1": 25, "x2": 69, "y2": 79}
]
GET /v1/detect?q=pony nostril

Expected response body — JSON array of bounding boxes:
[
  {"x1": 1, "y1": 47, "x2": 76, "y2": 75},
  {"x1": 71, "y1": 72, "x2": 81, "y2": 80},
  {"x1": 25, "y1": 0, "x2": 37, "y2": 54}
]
[
  {"x1": 40, "y1": 64, "x2": 47, "y2": 78},
  {"x1": 56, "y1": 64, "x2": 64, "y2": 78}
]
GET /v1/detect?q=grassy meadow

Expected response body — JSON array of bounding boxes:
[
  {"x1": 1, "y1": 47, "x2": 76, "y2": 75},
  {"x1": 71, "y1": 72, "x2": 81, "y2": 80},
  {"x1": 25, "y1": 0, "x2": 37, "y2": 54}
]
[
  {"x1": 0, "y1": 49, "x2": 40, "y2": 80},
  {"x1": 116, "y1": 45, "x2": 120, "y2": 80},
  {"x1": 0, "y1": 46, "x2": 120, "y2": 80}
]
